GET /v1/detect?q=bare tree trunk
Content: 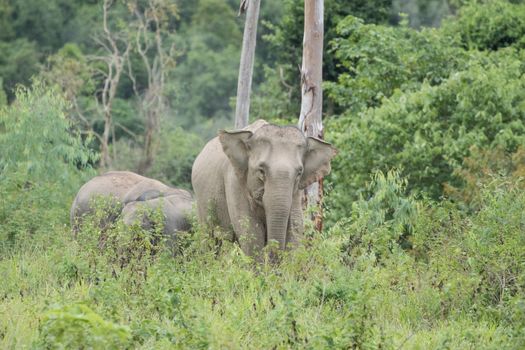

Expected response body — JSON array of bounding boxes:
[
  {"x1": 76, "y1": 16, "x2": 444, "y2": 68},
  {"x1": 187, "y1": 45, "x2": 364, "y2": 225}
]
[
  {"x1": 129, "y1": 0, "x2": 174, "y2": 174},
  {"x1": 234, "y1": 0, "x2": 261, "y2": 129},
  {"x1": 96, "y1": 0, "x2": 131, "y2": 170},
  {"x1": 298, "y1": 0, "x2": 324, "y2": 231}
]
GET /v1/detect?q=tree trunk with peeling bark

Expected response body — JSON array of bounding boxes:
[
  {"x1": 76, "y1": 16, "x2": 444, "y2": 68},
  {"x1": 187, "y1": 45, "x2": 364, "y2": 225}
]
[
  {"x1": 234, "y1": 0, "x2": 261, "y2": 129},
  {"x1": 96, "y1": 0, "x2": 131, "y2": 170},
  {"x1": 298, "y1": 0, "x2": 325, "y2": 231},
  {"x1": 132, "y1": 0, "x2": 174, "y2": 174}
]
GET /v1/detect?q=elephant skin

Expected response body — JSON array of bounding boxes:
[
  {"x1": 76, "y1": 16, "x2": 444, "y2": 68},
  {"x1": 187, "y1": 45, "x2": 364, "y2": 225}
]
[
  {"x1": 191, "y1": 119, "x2": 337, "y2": 257},
  {"x1": 70, "y1": 171, "x2": 193, "y2": 237},
  {"x1": 121, "y1": 191, "x2": 193, "y2": 236}
]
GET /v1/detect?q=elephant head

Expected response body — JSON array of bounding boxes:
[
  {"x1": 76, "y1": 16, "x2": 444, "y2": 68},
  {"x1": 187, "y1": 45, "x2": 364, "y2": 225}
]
[{"x1": 219, "y1": 124, "x2": 336, "y2": 249}]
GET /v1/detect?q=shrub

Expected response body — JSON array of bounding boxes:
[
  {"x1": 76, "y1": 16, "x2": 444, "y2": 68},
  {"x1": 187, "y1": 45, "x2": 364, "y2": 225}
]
[
  {"x1": 37, "y1": 303, "x2": 132, "y2": 349},
  {"x1": 327, "y1": 49, "x2": 525, "y2": 221},
  {"x1": 444, "y1": 146, "x2": 525, "y2": 210},
  {"x1": 0, "y1": 81, "x2": 96, "y2": 251},
  {"x1": 442, "y1": 0, "x2": 525, "y2": 51},
  {"x1": 110, "y1": 126, "x2": 203, "y2": 189},
  {"x1": 465, "y1": 183, "x2": 525, "y2": 307},
  {"x1": 326, "y1": 15, "x2": 466, "y2": 114},
  {"x1": 340, "y1": 172, "x2": 525, "y2": 346},
  {"x1": 74, "y1": 199, "x2": 168, "y2": 289},
  {"x1": 339, "y1": 170, "x2": 418, "y2": 264}
]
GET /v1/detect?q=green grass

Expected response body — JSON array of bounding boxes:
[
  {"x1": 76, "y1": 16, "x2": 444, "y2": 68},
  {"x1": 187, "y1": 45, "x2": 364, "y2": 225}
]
[{"x1": 1, "y1": 206, "x2": 522, "y2": 349}]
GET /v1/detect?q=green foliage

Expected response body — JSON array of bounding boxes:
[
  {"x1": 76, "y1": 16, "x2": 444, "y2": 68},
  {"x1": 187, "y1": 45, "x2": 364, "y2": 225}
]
[
  {"x1": 0, "y1": 0, "x2": 14, "y2": 41},
  {"x1": 147, "y1": 128, "x2": 204, "y2": 188},
  {"x1": 408, "y1": 180, "x2": 525, "y2": 337},
  {"x1": 326, "y1": 15, "x2": 466, "y2": 113},
  {"x1": 442, "y1": 0, "x2": 525, "y2": 50},
  {"x1": 11, "y1": 0, "x2": 68, "y2": 50},
  {"x1": 324, "y1": 1, "x2": 525, "y2": 223},
  {"x1": 37, "y1": 304, "x2": 132, "y2": 349},
  {"x1": 0, "y1": 38, "x2": 40, "y2": 100},
  {"x1": 41, "y1": 43, "x2": 95, "y2": 100},
  {"x1": 465, "y1": 183, "x2": 525, "y2": 307},
  {"x1": 250, "y1": 65, "x2": 297, "y2": 124},
  {"x1": 327, "y1": 47, "x2": 525, "y2": 220},
  {"x1": 170, "y1": 0, "x2": 241, "y2": 129},
  {"x1": 262, "y1": 0, "x2": 394, "y2": 118},
  {"x1": 0, "y1": 78, "x2": 7, "y2": 107},
  {"x1": 391, "y1": 0, "x2": 452, "y2": 28},
  {"x1": 444, "y1": 146, "x2": 525, "y2": 210},
  {"x1": 75, "y1": 198, "x2": 168, "y2": 286},
  {"x1": 336, "y1": 174, "x2": 525, "y2": 348},
  {"x1": 1, "y1": 188, "x2": 523, "y2": 348},
  {"x1": 338, "y1": 170, "x2": 418, "y2": 263},
  {"x1": 111, "y1": 127, "x2": 203, "y2": 189},
  {"x1": 0, "y1": 81, "x2": 96, "y2": 250}
]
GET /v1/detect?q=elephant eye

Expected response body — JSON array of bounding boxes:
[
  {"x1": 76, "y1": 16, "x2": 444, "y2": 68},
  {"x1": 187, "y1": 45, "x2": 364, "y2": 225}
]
[
  {"x1": 256, "y1": 168, "x2": 265, "y2": 181},
  {"x1": 295, "y1": 167, "x2": 303, "y2": 184}
]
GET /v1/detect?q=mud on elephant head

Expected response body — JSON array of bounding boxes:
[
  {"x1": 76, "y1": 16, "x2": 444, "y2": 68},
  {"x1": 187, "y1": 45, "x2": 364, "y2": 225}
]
[
  {"x1": 191, "y1": 119, "x2": 337, "y2": 257},
  {"x1": 70, "y1": 171, "x2": 193, "y2": 239}
]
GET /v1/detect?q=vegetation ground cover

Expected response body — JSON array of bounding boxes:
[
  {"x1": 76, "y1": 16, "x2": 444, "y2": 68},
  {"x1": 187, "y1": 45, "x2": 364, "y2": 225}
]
[{"x1": 1, "y1": 0, "x2": 525, "y2": 348}]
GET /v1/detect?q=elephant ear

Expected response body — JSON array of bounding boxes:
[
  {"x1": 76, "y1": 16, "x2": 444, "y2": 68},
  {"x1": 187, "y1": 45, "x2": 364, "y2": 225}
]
[
  {"x1": 219, "y1": 130, "x2": 253, "y2": 176},
  {"x1": 300, "y1": 137, "x2": 337, "y2": 189}
]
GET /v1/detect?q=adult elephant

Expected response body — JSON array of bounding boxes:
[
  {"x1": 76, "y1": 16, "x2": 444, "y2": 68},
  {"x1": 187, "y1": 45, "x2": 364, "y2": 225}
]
[
  {"x1": 70, "y1": 171, "x2": 193, "y2": 236},
  {"x1": 191, "y1": 120, "x2": 336, "y2": 257}
]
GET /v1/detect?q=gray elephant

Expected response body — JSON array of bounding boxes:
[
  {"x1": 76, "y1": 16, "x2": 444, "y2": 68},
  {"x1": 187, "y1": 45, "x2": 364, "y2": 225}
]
[
  {"x1": 191, "y1": 120, "x2": 336, "y2": 257},
  {"x1": 70, "y1": 171, "x2": 193, "y2": 236},
  {"x1": 121, "y1": 190, "x2": 193, "y2": 236}
]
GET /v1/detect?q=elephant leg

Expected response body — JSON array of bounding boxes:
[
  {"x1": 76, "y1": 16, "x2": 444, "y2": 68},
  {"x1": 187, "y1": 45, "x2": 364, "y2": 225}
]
[
  {"x1": 230, "y1": 214, "x2": 266, "y2": 259},
  {"x1": 224, "y1": 170, "x2": 266, "y2": 258}
]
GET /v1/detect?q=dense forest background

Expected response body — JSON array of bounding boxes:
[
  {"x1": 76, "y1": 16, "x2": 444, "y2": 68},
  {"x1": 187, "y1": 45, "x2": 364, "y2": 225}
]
[
  {"x1": 1, "y1": 0, "x2": 525, "y2": 348},
  {"x1": 0, "y1": 0, "x2": 460, "y2": 187}
]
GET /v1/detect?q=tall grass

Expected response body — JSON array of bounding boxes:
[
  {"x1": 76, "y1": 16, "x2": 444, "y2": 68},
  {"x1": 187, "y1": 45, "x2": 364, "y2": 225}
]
[{"x1": 1, "y1": 174, "x2": 524, "y2": 349}]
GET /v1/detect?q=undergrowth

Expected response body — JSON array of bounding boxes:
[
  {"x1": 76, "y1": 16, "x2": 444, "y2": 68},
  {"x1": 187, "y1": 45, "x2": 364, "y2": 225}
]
[{"x1": 1, "y1": 173, "x2": 524, "y2": 349}]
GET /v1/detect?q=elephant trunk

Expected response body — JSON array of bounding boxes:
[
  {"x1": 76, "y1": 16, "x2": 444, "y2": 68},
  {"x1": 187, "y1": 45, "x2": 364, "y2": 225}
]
[{"x1": 264, "y1": 179, "x2": 294, "y2": 250}]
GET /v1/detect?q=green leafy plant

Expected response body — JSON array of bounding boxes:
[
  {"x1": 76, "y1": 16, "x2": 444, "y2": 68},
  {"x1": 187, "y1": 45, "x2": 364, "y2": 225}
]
[
  {"x1": 37, "y1": 303, "x2": 132, "y2": 349},
  {"x1": 0, "y1": 81, "x2": 96, "y2": 251},
  {"x1": 327, "y1": 48, "x2": 525, "y2": 222},
  {"x1": 442, "y1": 0, "x2": 525, "y2": 51},
  {"x1": 326, "y1": 15, "x2": 466, "y2": 114},
  {"x1": 340, "y1": 170, "x2": 418, "y2": 264}
]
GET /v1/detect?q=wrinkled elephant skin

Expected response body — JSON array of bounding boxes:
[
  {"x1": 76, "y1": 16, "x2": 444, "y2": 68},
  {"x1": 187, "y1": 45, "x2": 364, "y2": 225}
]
[
  {"x1": 70, "y1": 171, "x2": 193, "y2": 237},
  {"x1": 191, "y1": 120, "x2": 336, "y2": 257}
]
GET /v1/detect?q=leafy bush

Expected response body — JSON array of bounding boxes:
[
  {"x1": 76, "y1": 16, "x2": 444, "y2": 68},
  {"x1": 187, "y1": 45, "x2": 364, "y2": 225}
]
[
  {"x1": 337, "y1": 172, "x2": 525, "y2": 347},
  {"x1": 464, "y1": 183, "x2": 525, "y2": 307},
  {"x1": 110, "y1": 127, "x2": 203, "y2": 189},
  {"x1": 74, "y1": 198, "x2": 168, "y2": 287},
  {"x1": 444, "y1": 146, "x2": 525, "y2": 210},
  {"x1": 442, "y1": 0, "x2": 525, "y2": 51},
  {"x1": 327, "y1": 49, "x2": 525, "y2": 221},
  {"x1": 326, "y1": 16, "x2": 466, "y2": 114},
  {"x1": 409, "y1": 179, "x2": 525, "y2": 340},
  {"x1": 339, "y1": 170, "x2": 418, "y2": 263},
  {"x1": 0, "y1": 82, "x2": 96, "y2": 251},
  {"x1": 37, "y1": 303, "x2": 132, "y2": 349}
]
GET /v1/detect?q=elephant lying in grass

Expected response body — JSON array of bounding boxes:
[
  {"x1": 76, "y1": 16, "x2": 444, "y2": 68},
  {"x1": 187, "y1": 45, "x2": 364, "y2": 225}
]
[
  {"x1": 192, "y1": 120, "x2": 337, "y2": 257},
  {"x1": 70, "y1": 171, "x2": 193, "y2": 237}
]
